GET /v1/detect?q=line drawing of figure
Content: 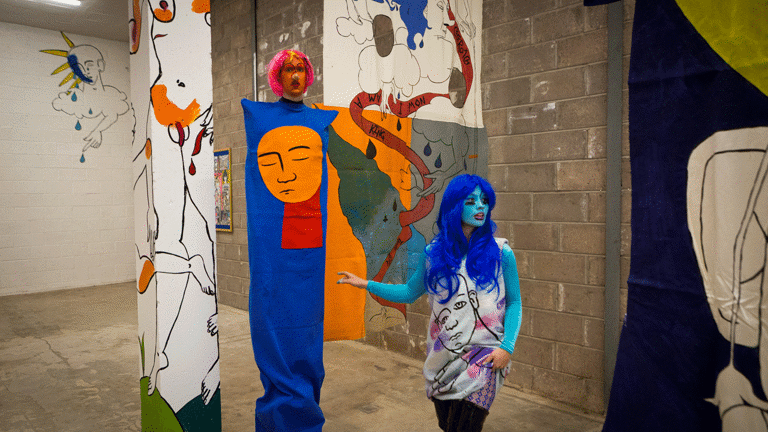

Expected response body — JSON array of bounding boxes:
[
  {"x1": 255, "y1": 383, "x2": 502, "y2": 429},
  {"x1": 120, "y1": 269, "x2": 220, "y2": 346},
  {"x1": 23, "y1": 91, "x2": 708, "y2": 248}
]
[
  {"x1": 428, "y1": 273, "x2": 505, "y2": 395},
  {"x1": 41, "y1": 32, "x2": 130, "y2": 161},
  {"x1": 687, "y1": 127, "x2": 768, "y2": 431},
  {"x1": 130, "y1": 0, "x2": 219, "y2": 418}
]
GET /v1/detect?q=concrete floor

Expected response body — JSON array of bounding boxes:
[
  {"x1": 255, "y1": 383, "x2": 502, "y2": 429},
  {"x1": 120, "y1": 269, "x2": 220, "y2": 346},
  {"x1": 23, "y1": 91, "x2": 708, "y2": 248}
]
[{"x1": 0, "y1": 282, "x2": 604, "y2": 431}]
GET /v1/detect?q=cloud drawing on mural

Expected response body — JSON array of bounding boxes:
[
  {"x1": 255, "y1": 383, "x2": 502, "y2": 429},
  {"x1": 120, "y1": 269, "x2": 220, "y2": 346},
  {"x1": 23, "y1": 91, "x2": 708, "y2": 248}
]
[
  {"x1": 52, "y1": 86, "x2": 129, "y2": 119},
  {"x1": 337, "y1": 16, "x2": 374, "y2": 44},
  {"x1": 358, "y1": 44, "x2": 420, "y2": 103}
]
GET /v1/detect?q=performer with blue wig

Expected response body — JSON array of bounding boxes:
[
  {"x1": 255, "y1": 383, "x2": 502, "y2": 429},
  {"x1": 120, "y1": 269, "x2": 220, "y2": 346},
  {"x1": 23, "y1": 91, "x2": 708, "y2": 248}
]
[
  {"x1": 338, "y1": 174, "x2": 523, "y2": 432},
  {"x1": 241, "y1": 49, "x2": 338, "y2": 432}
]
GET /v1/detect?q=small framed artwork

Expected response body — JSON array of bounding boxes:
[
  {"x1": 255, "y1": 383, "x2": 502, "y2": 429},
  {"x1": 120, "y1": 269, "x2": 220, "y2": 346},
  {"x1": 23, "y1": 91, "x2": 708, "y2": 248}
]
[{"x1": 214, "y1": 149, "x2": 232, "y2": 232}]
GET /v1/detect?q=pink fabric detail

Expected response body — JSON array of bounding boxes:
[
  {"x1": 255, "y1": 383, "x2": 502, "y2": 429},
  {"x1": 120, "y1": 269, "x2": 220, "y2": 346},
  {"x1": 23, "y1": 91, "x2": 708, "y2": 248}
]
[{"x1": 430, "y1": 320, "x2": 440, "y2": 340}]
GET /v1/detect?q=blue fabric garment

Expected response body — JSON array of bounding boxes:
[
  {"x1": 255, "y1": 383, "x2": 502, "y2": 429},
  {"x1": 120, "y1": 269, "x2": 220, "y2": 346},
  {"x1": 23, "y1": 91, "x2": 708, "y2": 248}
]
[{"x1": 242, "y1": 98, "x2": 338, "y2": 432}]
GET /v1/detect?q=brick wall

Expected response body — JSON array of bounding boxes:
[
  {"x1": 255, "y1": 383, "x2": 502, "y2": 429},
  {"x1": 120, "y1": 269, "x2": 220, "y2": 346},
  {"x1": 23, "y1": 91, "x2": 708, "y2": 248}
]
[
  {"x1": 482, "y1": 0, "x2": 634, "y2": 412},
  {"x1": 211, "y1": 0, "x2": 635, "y2": 414},
  {"x1": 0, "y1": 23, "x2": 134, "y2": 295},
  {"x1": 210, "y1": 0, "x2": 255, "y2": 310}
]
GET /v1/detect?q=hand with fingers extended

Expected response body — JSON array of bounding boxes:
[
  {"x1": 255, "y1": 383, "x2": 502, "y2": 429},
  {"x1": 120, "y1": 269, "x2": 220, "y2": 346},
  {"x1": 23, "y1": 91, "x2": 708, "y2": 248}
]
[{"x1": 336, "y1": 271, "x2": 368, "y2": 290}]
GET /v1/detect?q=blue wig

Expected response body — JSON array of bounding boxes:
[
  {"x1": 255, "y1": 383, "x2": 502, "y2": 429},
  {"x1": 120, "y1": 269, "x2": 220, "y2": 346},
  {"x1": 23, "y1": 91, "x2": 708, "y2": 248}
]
[{"x1": 426, "y1": 174, "x2": 501, "y2": 303}]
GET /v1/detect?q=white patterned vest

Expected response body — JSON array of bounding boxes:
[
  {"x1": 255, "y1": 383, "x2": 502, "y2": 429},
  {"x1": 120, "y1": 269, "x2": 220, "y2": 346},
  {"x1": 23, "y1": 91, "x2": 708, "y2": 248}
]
[{"x1": 423, "y1": 238, "x2": 510, "y2": 403}]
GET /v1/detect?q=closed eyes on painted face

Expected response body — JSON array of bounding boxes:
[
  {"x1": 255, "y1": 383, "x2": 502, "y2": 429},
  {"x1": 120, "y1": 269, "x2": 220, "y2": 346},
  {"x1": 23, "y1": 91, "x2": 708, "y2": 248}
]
[
  {"x1": 461, "y1": 186, "x2": 489, "y2": 228},
  {"x1": 257, "y1": 126, "x2": 322, "y2": 203}
]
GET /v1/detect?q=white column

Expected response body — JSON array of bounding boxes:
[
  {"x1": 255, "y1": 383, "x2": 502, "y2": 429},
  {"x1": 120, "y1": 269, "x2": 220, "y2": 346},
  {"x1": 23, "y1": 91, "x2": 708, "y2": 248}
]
[{"x1": 130, "y1": 0, "x2": 220, "y2": 429}]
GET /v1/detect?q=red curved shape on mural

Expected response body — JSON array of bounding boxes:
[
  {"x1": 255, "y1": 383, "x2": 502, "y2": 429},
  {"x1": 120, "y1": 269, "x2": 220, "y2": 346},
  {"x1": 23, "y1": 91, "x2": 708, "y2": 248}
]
[{"x1": 348, "y1": 1, "x2": 475, "y2": 315}]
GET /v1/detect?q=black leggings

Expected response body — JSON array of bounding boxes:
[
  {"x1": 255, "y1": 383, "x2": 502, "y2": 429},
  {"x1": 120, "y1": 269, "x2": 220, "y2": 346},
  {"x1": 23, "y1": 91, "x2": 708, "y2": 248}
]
[{"x1": 433, "y1": 398, "x2": 490, "y2": 432}]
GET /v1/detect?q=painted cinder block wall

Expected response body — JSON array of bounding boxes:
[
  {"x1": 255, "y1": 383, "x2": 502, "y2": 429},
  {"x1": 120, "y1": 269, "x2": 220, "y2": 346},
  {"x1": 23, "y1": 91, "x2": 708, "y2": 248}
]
[
  {"x1": 211, "y1": 0, "x2": 634, "y2": 413},
  {"x1": 0, "y1": 23, "x2": 134, "y2": 296}
]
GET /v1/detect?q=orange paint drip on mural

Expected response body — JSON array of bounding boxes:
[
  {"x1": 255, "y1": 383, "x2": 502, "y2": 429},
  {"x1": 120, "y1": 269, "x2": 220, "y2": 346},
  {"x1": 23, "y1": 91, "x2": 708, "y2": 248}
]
[
  {"x1": 151, "y1": 84, "x2": 201, "y2": 128},
  {"x1": 138, "y1": 259, "x2": 155, "y2": 294},
  {"x1": 192, "y1": 0, "x2": 210, "y2": 14},
  {"x1": 153, "y1": 7, "x2": 173, "y2": 22}
]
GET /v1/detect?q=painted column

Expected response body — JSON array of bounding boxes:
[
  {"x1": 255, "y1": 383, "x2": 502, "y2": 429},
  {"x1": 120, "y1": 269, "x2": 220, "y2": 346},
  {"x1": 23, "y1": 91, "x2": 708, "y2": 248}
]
[{"x1": 130, "y1": 1, "x2": 221, "y2": 430}]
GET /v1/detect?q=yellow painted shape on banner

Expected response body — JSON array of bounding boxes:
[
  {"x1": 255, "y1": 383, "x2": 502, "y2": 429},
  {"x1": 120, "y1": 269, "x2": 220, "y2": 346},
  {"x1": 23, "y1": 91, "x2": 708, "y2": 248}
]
[{"x1": 676, "y1": 0, "x2": 768, "y2": 96}]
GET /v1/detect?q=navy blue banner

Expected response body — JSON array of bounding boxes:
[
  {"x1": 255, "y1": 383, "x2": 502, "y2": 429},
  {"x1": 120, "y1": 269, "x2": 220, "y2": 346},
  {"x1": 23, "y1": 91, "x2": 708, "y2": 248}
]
[{"x1": 603, "y1": 0, "x2": 768, "y2": 431}]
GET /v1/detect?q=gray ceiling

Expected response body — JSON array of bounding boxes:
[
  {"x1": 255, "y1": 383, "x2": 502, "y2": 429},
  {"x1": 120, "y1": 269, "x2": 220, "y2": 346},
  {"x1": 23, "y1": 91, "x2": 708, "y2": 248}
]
[{"x1": 0, "y1": 0, "x2": 128, "y2": 42}]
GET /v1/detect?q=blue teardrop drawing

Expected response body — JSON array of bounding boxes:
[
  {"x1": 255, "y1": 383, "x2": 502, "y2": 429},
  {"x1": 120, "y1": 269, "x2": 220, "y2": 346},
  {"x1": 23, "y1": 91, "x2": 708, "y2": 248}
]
[
  {"x1": 75, "y1": 121, "x2": 82, "y2": 131},
  {"x1": 80, "y1": 153, "x2": 86, "y2": 163},
  {"x1": 71, "y1": 92, "x2": 77, "y2": 101},
  {"x1": 424, "y1": 143, "x2": 432, "y2": 156},
  {"x1": 435, "y1": 154, "x2": 442, "y2": 168},
  {"x1": 89, "y1": 108, "x2": 92, "y2": 114}
]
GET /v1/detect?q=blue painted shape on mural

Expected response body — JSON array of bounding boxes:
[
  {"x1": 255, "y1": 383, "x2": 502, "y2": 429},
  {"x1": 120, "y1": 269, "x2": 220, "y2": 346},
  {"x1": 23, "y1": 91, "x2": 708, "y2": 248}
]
[
  {"x1": 372, "y1": 0, "x2": 428, "y2": 50},
  {"x1": 67, "y1": 54, "x2": 94, "y2": 84}
]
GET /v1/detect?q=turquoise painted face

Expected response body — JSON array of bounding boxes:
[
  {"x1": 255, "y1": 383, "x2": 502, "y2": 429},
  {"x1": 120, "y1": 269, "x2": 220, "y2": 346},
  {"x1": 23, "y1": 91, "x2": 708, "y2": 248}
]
[{"x1": 461, "y1": 186, "x2": 489, "y2": 228}]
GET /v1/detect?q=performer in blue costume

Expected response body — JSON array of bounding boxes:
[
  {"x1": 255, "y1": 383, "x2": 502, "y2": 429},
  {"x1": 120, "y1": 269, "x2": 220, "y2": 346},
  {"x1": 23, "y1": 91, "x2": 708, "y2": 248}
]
[
  {"x1": 242, "y1": 49, "x2": 338, "y2": 432},
  {"x1": 338, "y1": 174, "x2": 522, "y2": 432}
]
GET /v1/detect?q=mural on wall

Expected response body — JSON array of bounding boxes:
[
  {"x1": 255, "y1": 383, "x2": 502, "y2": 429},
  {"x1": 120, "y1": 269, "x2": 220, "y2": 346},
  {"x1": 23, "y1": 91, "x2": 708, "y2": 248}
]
[
  {"x1": 598, "y1": 0, "x2": 768, "y2": 431},
  {"x1": 41, "y1": 32, "x2": 130, "y2": 163},
  {"x1": 322, "y1": 0, "x2": 487, "y2": 330},
  {"x1": 130, "y1": 0, "x2": 220, "y2": 430}
]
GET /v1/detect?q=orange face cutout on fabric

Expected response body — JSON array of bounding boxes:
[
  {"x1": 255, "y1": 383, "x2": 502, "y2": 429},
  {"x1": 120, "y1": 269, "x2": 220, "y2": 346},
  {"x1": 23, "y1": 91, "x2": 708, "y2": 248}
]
[
  {"x1": 258, "y1": 125, "x2": 324, "y2": 249},
  {"x1": 258, "y1": 126, "x2": 323, "y2": 203}
]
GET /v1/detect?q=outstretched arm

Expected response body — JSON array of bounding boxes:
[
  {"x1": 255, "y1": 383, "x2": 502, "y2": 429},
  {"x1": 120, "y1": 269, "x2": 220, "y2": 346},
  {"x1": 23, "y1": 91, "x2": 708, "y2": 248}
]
[
  {"x1": 83, "y1": 110, "x2": 121, "y2": 151},
  {"x1": 337, "y1": 252, "x2": 428, "y2": 304}
]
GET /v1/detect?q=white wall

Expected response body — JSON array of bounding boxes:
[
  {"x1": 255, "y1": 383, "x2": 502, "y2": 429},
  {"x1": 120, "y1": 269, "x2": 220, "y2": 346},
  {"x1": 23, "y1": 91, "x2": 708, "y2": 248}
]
[{"x1": 0, "y1": 22, "x2": 134, "y2": 295}]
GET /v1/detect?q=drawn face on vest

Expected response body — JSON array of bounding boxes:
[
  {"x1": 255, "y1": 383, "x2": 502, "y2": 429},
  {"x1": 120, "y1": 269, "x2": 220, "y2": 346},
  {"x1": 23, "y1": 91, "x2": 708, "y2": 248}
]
[
  {"x1": 257, "y1": 125, "x2": 322, "y2": 203},
  {"x1": 434, "y1": 277, "x2": 479, "y2": 352},
  {"x1": 461, "y1": 186, "x2": 488, "y2": 229},
  {"x1": 280, "y1": 55, "x2": 307, "y2": 100}
]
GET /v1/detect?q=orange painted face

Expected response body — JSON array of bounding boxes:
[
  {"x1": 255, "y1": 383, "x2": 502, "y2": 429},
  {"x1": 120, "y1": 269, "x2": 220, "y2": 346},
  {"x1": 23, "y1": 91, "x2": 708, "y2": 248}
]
[
  {"x1": 280, "y1": 56, "x2": 307, "y2": 99},
  {"x1": 257, "y1": 126, "x2": 322, "y2": 203}
]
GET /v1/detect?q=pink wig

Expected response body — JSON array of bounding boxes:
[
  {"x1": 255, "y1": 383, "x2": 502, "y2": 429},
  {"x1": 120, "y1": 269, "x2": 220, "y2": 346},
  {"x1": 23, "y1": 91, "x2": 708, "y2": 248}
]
[{"x1": 267, "y1": 49, "x2": 315, "y2": 97}]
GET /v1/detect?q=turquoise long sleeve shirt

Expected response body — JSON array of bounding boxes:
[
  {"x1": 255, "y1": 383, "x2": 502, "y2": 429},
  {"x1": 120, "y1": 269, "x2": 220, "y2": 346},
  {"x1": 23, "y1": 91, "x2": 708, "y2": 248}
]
[{"x1": 368, "y1": 244, "x2": 522, "y2": 355}]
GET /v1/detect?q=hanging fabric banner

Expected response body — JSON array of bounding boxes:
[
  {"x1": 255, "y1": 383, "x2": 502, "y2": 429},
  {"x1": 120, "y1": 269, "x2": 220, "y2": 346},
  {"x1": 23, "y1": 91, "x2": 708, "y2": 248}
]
[{"x1": 600, "y1": 0, "x2": 768, "y2": 431}]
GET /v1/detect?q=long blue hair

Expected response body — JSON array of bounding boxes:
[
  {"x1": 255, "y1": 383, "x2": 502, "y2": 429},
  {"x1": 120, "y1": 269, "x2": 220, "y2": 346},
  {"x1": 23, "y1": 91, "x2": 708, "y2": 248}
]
[{"x1": 426, "y1": 175, "x2": 501, "y2": 303}]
